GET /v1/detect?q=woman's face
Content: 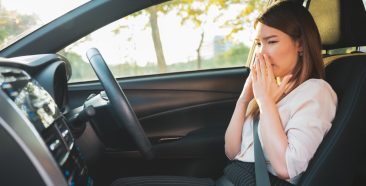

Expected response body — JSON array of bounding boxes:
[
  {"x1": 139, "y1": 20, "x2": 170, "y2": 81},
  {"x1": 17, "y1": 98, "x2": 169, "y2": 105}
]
[{"x1": 254, "y1": 22, "x2": 302, "y2": 79}]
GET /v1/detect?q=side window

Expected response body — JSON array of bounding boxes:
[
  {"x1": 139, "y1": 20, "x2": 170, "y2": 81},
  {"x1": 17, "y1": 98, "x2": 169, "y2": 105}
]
[
  {"x1": 60, "y1": 0, "x2": 266, "y2": 83},
  {"x1": 322, "y1": 47, "x2": 364, "y2": 55}
]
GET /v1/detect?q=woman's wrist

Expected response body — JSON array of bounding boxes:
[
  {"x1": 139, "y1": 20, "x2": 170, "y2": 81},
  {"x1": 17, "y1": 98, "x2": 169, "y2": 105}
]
[
  {"x1": 237, "y1": 97, "x2": 251, "y2": 107},
  {"x1": 257, "y1": 96, "x2": 276, "y2": 112}
]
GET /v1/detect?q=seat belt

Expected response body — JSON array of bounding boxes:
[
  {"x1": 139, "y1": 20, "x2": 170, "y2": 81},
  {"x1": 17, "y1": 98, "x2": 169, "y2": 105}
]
[{"x1": 253, "y1": 117, "x2": 271, "y2": 186}]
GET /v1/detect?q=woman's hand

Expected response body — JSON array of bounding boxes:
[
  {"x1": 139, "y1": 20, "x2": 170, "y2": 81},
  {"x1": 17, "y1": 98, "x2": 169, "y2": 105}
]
[{"x1": 251, "y1": 54, "x2": 292, "y2": 106}]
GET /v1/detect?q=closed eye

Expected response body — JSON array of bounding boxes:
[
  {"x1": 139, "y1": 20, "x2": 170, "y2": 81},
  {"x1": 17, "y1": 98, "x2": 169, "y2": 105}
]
[{"x1": 268, "y1": 40, "x2": 278, "y2": 44}]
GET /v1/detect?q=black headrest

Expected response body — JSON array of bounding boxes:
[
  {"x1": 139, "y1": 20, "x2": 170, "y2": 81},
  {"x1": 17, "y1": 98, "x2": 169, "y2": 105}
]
[
  {"x1": 325, "y1": 54, "x2": 366, "y2": 100},
  {"x1": 310, "y1": 0, "x2": 366, "y2": 49}
]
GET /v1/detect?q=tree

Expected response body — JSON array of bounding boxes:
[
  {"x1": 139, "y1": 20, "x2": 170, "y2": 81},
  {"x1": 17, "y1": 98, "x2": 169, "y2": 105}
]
[
  {"x1": 146, "y1": 6, "x2": 167, "y2": 72},
  {"x1": 223, "y1": 0, "x2": 267, "y2": 40},
  {"x1": 58, "y1": 36, "x2": 96, "y2": 82},
  {"x1": 0, "y1": 2, "x2": 38, "y2": 48},
  {"x1": 113, "y1": 0, "x2": 266, "y2": 72},
  {"x1": 172, "y1": 0, "x2": 266, "y2": 69},
  {"x1": 113, "y1": 4, "x2": 173, "y2": 73},
  {"x1": 173, "y1": 0, "x2": 213, "y2": 70},
  {"x1": 59, "y1": 49, "x2": 96, "y2": 82}
]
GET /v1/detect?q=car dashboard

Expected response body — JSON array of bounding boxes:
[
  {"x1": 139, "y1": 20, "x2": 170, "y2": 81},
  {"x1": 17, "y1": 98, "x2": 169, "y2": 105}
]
[{"x1": 0, "y1": 55, "x2": 92, "y2": 186}]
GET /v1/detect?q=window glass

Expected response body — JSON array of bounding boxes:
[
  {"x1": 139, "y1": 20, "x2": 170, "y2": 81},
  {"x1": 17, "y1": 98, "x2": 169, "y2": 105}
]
[
  {"x1": 361, "y1": 46, "x2": 366, "y2": 52},
  {"x1": 322, "y1": 47, "x2": 357, "y2": 55},
  {"x1": 0, "y1": 0, "x2": 89, "y2": 50},
  {"x1": 60, "y1": 0, "x2": 267, "y2": 83}
]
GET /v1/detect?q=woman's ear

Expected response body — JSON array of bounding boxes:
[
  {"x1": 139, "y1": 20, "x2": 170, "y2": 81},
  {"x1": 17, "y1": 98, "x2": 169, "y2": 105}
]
[{"x1": 296, "y1": 40, "x2": 303, "y2": 55}]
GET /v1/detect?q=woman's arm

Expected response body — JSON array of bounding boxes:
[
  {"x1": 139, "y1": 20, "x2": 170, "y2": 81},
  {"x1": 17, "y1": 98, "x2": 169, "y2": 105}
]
[
  {"x1": 252, "y1": 54, "x2": 292, "y2": 179},
  {"x1": 258, "y1": 98, "x2": 289, "y2": 179},
  {"x1": 225, "y1": 99, "x2": 250, "y2": 160},
  {"x1": 225, "y1": 70, "x2": 254, "y2": 160}
]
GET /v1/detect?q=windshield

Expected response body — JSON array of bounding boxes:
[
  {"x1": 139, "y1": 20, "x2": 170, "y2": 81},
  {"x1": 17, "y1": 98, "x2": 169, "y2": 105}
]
[{"x1": 0, "y1": 0, "x2": 89, "y2": 51}]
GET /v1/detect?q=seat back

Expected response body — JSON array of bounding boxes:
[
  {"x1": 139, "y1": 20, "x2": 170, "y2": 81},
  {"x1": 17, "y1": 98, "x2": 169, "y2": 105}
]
[{"x1": 298, "y1": 54, "x2": 366, "y2": 185}]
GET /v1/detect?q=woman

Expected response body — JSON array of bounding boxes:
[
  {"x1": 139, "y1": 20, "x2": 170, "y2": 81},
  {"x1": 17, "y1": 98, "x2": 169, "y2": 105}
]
[{"x1": 223, "y1": 1, "x2": 337, "y2": 185}]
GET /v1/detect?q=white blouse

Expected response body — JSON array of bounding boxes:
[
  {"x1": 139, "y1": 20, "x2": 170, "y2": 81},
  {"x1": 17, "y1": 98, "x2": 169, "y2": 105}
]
[{"x1": 234, "y1": 79, "x2": 338, "y2": 184}]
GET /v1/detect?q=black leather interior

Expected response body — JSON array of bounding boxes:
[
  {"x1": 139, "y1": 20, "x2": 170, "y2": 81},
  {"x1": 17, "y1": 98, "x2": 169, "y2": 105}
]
[
  {"x1": 112, "y1": 176, "x2": 215, "y2": 186},
  {"x1": 75, "y1": 68, "x2": 248, "y2": 184},
  {"x1": 311, "y1": 0, "x2": 366, "y2": 49},
  {"x1": 111, "y1": 54, "x2": 366, "y2": 186},
  {"x1": 298, "y1": 54, "x2": 366, "y2": 185}
]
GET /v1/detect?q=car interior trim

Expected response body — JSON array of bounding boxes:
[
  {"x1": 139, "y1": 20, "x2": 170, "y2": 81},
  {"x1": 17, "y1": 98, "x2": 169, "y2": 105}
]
[{"x1": 0, "y1": 91, "x2": 67, "y2": 186}]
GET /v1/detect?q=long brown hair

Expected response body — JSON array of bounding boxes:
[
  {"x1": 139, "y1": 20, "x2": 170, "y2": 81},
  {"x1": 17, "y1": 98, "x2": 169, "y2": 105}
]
[{"x1": 247, "y1": 0, "x2": 324, "y2": 117}]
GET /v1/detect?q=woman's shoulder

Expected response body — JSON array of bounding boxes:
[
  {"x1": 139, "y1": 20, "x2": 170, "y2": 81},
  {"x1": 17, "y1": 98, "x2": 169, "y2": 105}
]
[
  {"x1": 290, "y1": 78, "x2": 337, "y2": 103},
  {"x1": 297, "y1": 78, "x2": 335, "y2": 94}
]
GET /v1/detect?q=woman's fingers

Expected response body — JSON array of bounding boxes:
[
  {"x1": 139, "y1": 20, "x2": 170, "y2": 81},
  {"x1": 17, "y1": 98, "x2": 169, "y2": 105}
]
[
  {"x1": 255, "y1": 54, "x2": 267, "y2": 81},
  {"x1": 252, "y1": 54, "x2": 294, "y2": 103},
  {"x1": 250, "y1": 57, "x2": 256, "y2": 69},
  {"x1": 278, "y1": 74, "x2": 293, "y2": 94},
  {"x1": 263, "y1": 54, "x2": 275, "y2": 82},
  {"x1": 251, "y1": 63, "x2": 257, "y2": 81},
  {"x1": 258, "y1": 54, "x2": 267, "y2": 80},
  {"x1": 255, "y1": 55, "x2": 261, "y2": 80}
]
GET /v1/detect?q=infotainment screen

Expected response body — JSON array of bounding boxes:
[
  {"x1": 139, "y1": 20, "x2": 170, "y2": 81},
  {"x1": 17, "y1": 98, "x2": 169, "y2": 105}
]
[
  {"x1": 14, "y1": 80, "x2": 61, "y2": 130},
  {"x1": 0, "y1": 67, "x2": 61, "y2": 132}
]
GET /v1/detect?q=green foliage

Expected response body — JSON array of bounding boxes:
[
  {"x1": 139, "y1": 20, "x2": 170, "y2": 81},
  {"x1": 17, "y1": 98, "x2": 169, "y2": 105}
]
[
  {"x1": 67, "y1": 43, "x2": 249, "y2": 82},
  {"x1": 64, "y1": 0, "x2": 264, "y2": 82},
  {"x1": 201, "y1": 43, "x2": 249, "y2": 69},
  {"x1": 59, "y1": 50, "x2": 96, "y2": 83},
  {"x1": 0, "y1": 3, "x2": 38, "y2": 48},
  {"x1": 112, "y1": 0, "x2": 267, "y2": 40},
  {"x1": 66, "y1": 43, "x2": 249, "y2": 82},
  {"x1": 327, "y1": 47, "x2": 356, "y2": 55},
  {"x1": 223, "y1": 0, "x2": 267, "y2": 39}
]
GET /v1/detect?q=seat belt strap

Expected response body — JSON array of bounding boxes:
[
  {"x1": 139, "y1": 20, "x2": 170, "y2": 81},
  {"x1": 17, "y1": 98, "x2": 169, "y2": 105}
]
[{"x1": 253, "y1": 117, "x2": 271, "y2": 186}]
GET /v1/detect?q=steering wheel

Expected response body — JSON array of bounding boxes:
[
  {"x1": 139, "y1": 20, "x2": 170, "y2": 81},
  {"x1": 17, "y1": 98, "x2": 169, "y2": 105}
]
[{"x1": 86, "y1": 48, "x2": 154, "y2": 159}]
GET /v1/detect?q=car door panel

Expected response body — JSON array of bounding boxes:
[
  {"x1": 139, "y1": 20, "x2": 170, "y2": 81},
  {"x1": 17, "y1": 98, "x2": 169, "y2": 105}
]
[{"x1": 68, "y1": 67, "x2": 249, "y2": 177}]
